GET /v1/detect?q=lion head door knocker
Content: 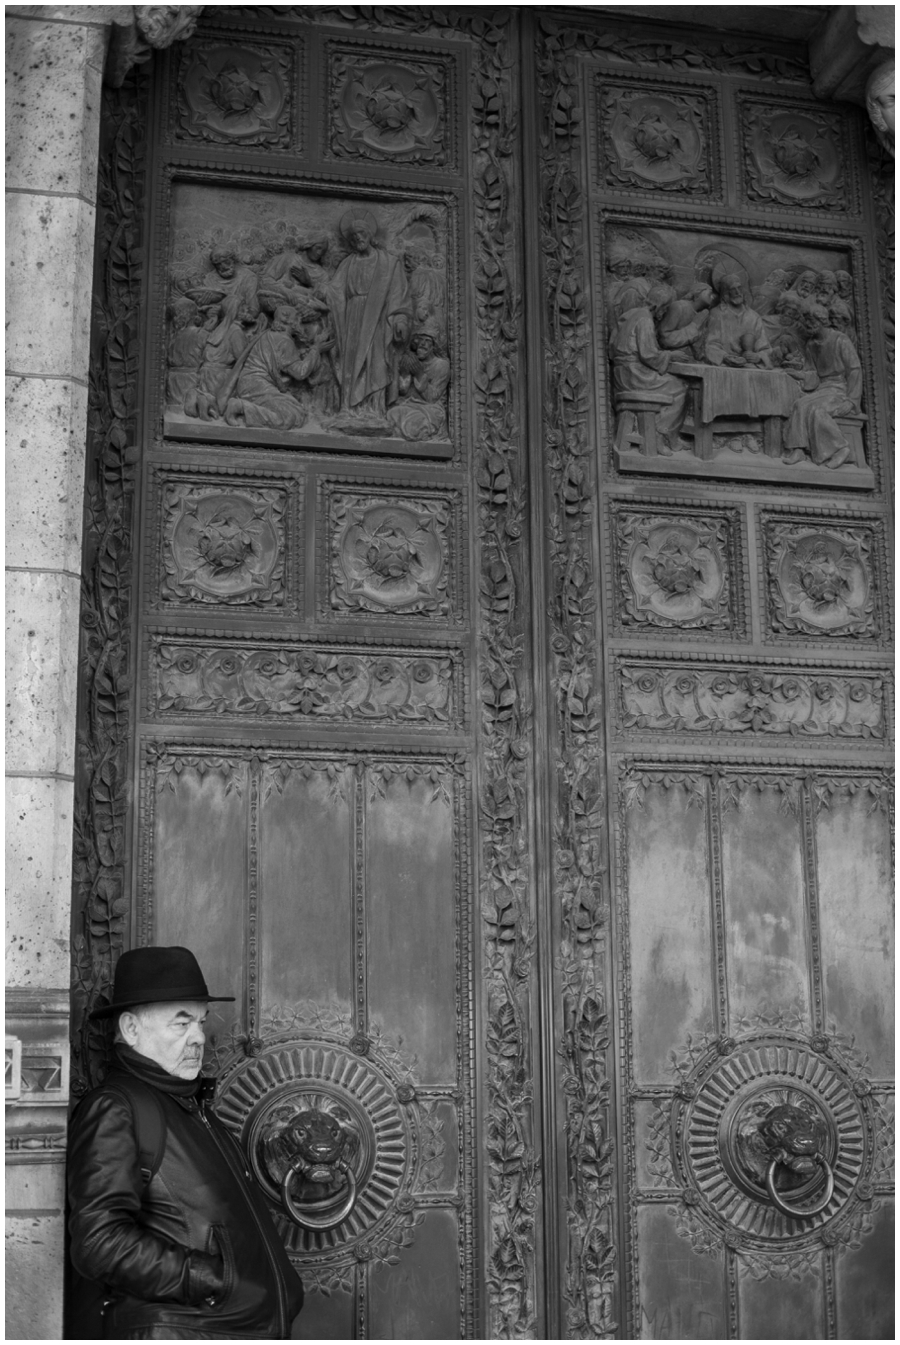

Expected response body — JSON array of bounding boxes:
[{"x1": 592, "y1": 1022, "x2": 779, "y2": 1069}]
[
  {"x1": 667, "y1": 1031, "x2": 880, "y2": 1252},
  {"x1": 723, "y1": 1090, "x2": 836, "y2": 1220},
  {"x1": 216, "y1": 1038, "x2": 419, "y2": 1260},
  {"x1": 257, "y1": 1096, "x2": 362, "y2": 1230}
]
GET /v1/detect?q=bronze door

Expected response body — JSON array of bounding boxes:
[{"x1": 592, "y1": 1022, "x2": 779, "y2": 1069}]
[{"x1": 72, "y1": 7, "x2": 893, "y2": 1339}]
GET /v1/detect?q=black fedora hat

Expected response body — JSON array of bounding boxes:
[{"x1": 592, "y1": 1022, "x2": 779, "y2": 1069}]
[{"x1": 90, "y1": 946, "x2": 235, "y2": 1019}]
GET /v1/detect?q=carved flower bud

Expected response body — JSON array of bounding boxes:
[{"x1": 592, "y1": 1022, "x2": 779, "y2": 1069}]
[
  {"x1": 779, "y1": 678, "x2": 802, "y2": 702},
  {"x1": 350, "y1": 1033, "x2": 370, "y2": 1057},
  {"x1": 411, "y1": 661, "x2": 433, "y2": 683},
  {"x1": 848, "y1": 681, "x2": 869, "y2": 703},
  {"x1": 635, "y1": 672, "x2": 659, "y2": 694},
  {"x1": 674, "y1": 675, "x2": 695, "y2": 696},
  {"x1": 396, "y1": 1194, "x2": 415, "y2": 1213},
  {"x1": 396, "y1": 1083, "x2": 416, "y2": 1105},
  {"x1": 176, "y1": 653, "x2": 199, "y2": 675},
  {"x1": 682, "y1": 1188, "x2": 700, "y2": 1207}
]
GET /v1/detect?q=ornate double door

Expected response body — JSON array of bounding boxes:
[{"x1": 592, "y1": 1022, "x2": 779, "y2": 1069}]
[{"x1": 72, "y1": 7, "x2": 893, "y2": 1339}]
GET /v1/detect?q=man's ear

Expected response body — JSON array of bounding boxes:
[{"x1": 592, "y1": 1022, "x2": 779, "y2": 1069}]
[{"x1": 118, "y1": 1010, "x2": 140, "y2": 1045}]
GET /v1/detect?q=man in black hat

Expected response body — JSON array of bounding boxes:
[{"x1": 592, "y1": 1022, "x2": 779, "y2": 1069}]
[{"x1": 67, "y1": 946, "x2": 304, "y2": 1339}]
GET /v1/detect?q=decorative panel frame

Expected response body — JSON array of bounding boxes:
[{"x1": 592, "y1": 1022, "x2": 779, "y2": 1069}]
[
  {"x1": 146, "y1": 462, "x2": 302, "y2": 615},
  {"x1": 595, "y1": 208, "x2": 882, "y2": 491},
  {"x1": 591, "y1": 69, "x2": 724, "y2": 204},
  {"x1": 143, "y1": 629, "x2": 467, "y2": 730},
  {"x1": 736, "y1": 88, "x2": 861, "y2": 219},
  {"x1": 169, "y1": 22, "x2": 304, "y2": 152},
  {"x1": 610, "y1": 651, "x2": 891, "y2": 745},
  {"x1": 150, "y1": 166, "x2": 464, "y2": 465},
  {"x1": 317, "y1": 474, "x2": 464, "y2": 625},
  {"x1": 323, "y1": 34, "x2": 461, "y2": 172},
  {"x1": 758, "y1": 506, "x2": 891, "y2": 649},
  {"x1": 607, "y1": 496, "x2": 749, "y2": 640}
]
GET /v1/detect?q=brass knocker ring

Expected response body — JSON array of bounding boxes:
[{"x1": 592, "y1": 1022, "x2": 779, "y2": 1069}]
[
  {"x1": 765, "y1": 1154, "x2": 834, "y2": 1219},
  {"x1": 281, "y1": 1156, "x2": 357, "y2": 1230}
]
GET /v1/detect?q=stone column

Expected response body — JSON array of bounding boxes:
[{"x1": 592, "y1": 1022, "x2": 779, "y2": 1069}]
[{"x1": 5, "y1": 7, "x2": 116, "y2": 1337}]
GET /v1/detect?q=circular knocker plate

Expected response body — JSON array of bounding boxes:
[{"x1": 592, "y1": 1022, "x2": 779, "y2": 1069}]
[
  {"x1": 216, "y1": 1039, "x2": 416, "y2": 1258},
  {"x1": 671, "y1": 1033, "x2": 873, "y2": 1247}
]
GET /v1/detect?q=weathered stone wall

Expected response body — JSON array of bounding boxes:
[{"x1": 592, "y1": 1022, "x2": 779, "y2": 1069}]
[{"x1": 5, "y1": 7, "x2": 114, "y2": 1337}]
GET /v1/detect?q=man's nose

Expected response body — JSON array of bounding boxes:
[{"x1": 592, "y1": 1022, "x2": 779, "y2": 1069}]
[{"x1": 187, "y1": 1021, "x2": 206, "y2": 1047}]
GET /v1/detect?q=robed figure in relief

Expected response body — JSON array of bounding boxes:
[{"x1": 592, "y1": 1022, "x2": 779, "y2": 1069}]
[{"x1": 323, "y1": 209, "x2": 409, "y2": 419}]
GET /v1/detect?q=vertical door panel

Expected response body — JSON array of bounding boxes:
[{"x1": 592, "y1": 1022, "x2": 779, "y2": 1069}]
[
  {"x1": 816, "y1": 791, "x2": 894, "y2": 1075},
  {"x1": 636, "y1": 1205, "x2": 728, "y2": 1339},
  {"x1": 366, "y1": 770, "x2": 457, "y2": 1085},
  {"x1": 151, "y1": 763, "x2": 247, "y2": 997},
  {"x1": 721, "y1": 788, "x2": 809, "y2": 1022},
  {"x1": 626, "y1": 782, "x2": 715, "y2": 1082},
  {"x1": 259, "y1": 765, "x2": 354, "y2": 1014}
]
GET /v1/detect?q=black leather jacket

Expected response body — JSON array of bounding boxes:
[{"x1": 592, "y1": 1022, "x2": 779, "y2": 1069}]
[{"x1": 67, "y1": 1049, "x2": 304, "y2": 1339}]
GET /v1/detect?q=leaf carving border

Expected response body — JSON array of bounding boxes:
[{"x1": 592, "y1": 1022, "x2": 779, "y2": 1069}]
[{"x1": 71, "y1": 71, "x2": 149, "y2": 1092}]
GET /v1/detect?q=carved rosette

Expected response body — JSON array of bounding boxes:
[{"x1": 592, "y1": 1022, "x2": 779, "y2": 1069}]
[
  {"x1": 176, "y1": 40, "x2": 292, "y2": 145},
  {"x1": 149, "y1": 637, "x2": 457, "y2": 725},
  {"x1": 599, "y1": 81, "x2": 712, "y2": 196},
  {"x1": 328, "y1": 492, "x2": 451, "y2": 617},
  {"x1": 765, "y1": 521, "x2": 877, "y2": 639},
  {"x1": 617, "y1": 511, "x2": 735, "y2": 631},
  {"x1": 161, "y1": 485, "x2": 285, "y2": 606},
  {"x1": 617, "y1": 660, "x2": 886, "y2": 739},
  {"x1": 741, "y1": 99, "x2": 848, "y2": 211},
  {"x1": 215, "y1": 1035, "x2": 422, "y2": 1265},
  {"x1": 328, "y1": 45, "x2": 451, "y2": 166},
  {"x1": 666, "y1": 1031, "x2": 879, "y2": 1252}
]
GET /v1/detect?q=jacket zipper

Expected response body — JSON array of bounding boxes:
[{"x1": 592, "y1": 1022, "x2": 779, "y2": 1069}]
[{"x1": 197, "y1": 1104, "x2": 288, "y2": 1337}]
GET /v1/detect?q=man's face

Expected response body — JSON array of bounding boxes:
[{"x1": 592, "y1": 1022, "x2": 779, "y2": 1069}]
[
  {"x1": 213, "y1": 254, "x2": 235, "y2": 279},
  {"x1": 350, "y1": 226, "x2": 372, "y2": 254},
  {"x1": 723, "y1": 280, "x2": 743, "y2": 307},
  {"x1": 121, "y1": 1001, "x2": 208, "y2": 1079}
]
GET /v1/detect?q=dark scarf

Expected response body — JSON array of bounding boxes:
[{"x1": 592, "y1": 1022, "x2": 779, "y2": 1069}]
[{"x1": 114, "y1": 1043, "x2": 205, "y2": 1099}]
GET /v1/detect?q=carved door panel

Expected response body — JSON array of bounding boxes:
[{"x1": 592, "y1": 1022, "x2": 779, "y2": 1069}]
[
  {"x1": 73, "y1": 7, "x2": 893, "y2": 1342},
  {"x1": 74, "y1": 8, "x2": 529, "y2": 1339},
  {"x1": 530, "y1": 13, "x2": 893, "y2": 1340}
]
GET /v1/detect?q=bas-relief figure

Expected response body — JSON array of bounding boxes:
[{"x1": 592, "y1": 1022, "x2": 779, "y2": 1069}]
[
  {"x1": 165, "y1": 193, "x2": 451, "y2": 448},
  {"x1": 866, "y1": 59, "x2": 895, "y2": 158},
  {"x1": 606, "y1": 226, "x2": 868, "y2": 479}
]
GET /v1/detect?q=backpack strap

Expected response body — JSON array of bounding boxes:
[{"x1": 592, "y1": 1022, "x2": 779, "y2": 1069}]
[{"x1": 103, "y1": 1074, "x2": 167, "y2": 1186}]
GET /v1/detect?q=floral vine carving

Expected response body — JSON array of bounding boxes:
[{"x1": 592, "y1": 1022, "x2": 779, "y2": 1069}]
[
  {"x1": 71, "y1": 72, "x2": 148, "y2": 1090},
  {"x1": 538, "y1": 19, "x2": 616, "y2": 1338}
]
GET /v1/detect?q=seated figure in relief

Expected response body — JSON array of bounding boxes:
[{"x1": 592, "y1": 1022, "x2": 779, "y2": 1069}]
[
  {"x1": 387, "y1": 322, "x2": 450, "y2": 441},
  {"x1": 782, "y1": 302, "x2": 862, "y2": 469},
  {"x1": 166, "y1": 299, "x2": 206, "y2": 412},
  {"x1": 609, "y1": 282, "x2": 688, "y2": 455},
  {"x1": 188, "y1": 304, "x2": 254, "y2": 420},
  {"x1": 223, "y1": 305, "x2": 312, "y2": 431},
  {"x1": 657, "y1": 282, "x2": 715, "y2": 359},
  {"x1": 704, "y1": 272, "x2": 772, "y2": 368}
]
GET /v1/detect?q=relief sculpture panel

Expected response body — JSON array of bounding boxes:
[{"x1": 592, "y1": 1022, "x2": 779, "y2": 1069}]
[
  {"x1": 174, "y1": 37, "x2": 294, "y2": 147},
  {"x1": 762, "y1": 514, "x2": 882, "y2": 642},
  {"x1": 164, "y1": 185, "x2": 453, "y2": 457},
  {"x1": 148, "y1": 635, "x2": 460, "y2": 726},
  {"x1": 156, "y1": 477, "x2": 292, "y2": 609},
  {"x1": 596, "y1": 77, "x2": 719, "y2": 199},
  {"x1": 739, "y1": 96, "x2": 853, "y2": 213},
  {"x1": 613, "y1": 504, "x2": 744, "y2": 636},
  {"x1": 603, "y1": 222, "x2": 874, "y2": 488},
  {"x1": 323, "y1": 484, "x2": 456, "y2": 620},
  {"x1": 327, "y1": 42, "x2": 455, "y2": 168}
]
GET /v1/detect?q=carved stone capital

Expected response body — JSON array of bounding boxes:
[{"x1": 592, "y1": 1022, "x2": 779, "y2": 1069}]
[
  {"x1": 105, "y1": 5, "x2": 205, "y2": 89},
  {"x1": 809, "y1": 5, "x2": 895, "y2": 153}
]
